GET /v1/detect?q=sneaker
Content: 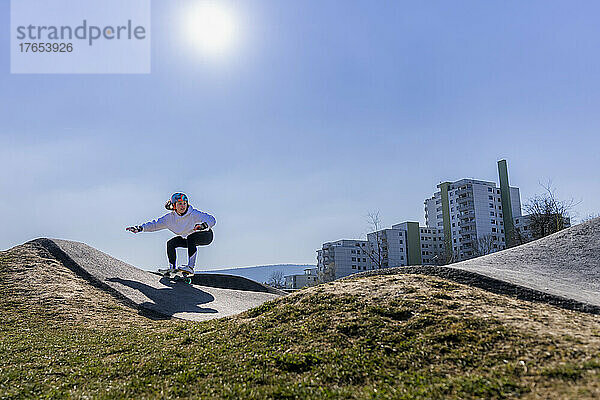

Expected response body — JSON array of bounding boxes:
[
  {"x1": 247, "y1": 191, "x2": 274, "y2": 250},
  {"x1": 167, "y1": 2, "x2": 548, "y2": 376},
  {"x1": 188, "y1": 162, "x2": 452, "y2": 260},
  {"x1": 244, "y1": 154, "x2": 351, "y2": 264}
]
[{"x1": 177, "y1": 265, "x2": 194, "y2": 275}]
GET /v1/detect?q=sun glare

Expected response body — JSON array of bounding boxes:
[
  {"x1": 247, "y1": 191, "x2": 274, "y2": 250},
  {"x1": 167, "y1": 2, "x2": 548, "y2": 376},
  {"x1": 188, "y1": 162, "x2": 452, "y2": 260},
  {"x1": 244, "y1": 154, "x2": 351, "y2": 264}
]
[{"x1": 184, "y1": 2, "x2": 236, "y2": 57}]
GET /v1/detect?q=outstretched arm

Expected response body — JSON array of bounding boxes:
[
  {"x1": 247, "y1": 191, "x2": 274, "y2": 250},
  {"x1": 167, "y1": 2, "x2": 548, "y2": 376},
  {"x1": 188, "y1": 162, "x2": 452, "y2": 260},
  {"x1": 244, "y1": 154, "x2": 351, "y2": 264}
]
[{"x1": 136, "y1": 213, "x2": 172, "y2": 233}]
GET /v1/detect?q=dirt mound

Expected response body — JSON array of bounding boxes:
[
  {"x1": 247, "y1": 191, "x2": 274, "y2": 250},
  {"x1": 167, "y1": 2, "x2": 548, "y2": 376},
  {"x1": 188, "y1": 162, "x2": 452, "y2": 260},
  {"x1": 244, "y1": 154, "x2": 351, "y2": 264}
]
[
  {"x1": 1, "y1": 238, "x2": 282, "y2": 322},
  {"x1": 0, "y1": 241, "x2": 151, "y2": 327}
]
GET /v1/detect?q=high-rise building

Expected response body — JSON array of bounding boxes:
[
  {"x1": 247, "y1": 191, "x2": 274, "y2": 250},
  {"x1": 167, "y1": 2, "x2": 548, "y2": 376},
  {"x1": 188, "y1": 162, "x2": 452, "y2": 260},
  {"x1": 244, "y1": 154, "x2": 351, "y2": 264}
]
[
  {"x1": 316, "y1": 160, "x2": 539, "y2": 280},
  {"x1": 424, "y1": 160, "x2": 522, "y2": 262}
]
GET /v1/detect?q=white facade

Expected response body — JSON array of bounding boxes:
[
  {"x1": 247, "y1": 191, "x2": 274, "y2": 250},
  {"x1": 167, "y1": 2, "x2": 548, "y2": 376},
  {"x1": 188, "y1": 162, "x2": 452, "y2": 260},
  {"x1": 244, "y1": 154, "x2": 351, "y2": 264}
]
[
  {"x1": 316, "y1": 239, "x2": 371, "y2": 280},
  {"x1": 367, "y1": 228, "x2": 408, "y2": 268},
  {"x1": 424, "y1": 179, "x2": 523, "y2": 261},
  {"x1": 510, "y1": 187, "x2": 522, "y2": 218},
  {"x1": 416, "y1": 226, "x2": 445, "y2": 265}
]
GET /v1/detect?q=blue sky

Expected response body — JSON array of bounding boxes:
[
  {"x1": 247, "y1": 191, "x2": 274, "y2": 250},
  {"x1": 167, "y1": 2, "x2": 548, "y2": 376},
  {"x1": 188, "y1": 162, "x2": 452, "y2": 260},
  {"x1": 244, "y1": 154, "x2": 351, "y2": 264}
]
[{"x1": 1, "y1": 0, "x2": 599, "y2": 269}]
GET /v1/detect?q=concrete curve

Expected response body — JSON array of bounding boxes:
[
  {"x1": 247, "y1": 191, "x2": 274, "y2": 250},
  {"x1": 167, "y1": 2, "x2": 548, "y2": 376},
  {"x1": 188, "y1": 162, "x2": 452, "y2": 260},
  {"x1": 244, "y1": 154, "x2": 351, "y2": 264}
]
[
  {"x1": 32, "y1": 238, "x2": 284, "y2": 321},
  {"x1": 451, "y1": 217, "x2": 600, "y2": 308}
]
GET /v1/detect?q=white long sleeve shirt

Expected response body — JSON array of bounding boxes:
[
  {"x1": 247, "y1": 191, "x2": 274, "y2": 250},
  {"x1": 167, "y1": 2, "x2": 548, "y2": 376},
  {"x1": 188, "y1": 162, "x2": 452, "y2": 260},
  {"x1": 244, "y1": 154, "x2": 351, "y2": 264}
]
[{"x1": 141, "y1": 206, "x2": 216, "y2": 238}]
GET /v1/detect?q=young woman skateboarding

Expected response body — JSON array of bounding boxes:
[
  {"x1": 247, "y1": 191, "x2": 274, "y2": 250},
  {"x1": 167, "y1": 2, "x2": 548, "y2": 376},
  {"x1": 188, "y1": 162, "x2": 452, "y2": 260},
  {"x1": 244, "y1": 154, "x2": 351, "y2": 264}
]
[{"x1": 126, "y1": 192, "x2": 216, "y2": 274}]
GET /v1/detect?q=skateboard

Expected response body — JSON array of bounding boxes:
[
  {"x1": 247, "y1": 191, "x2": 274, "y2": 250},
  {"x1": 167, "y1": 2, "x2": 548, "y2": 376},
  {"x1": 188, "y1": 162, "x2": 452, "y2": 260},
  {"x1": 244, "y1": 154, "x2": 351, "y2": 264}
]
[{"x1": 157, "y1": 268, "x2": 194, "y2": 284}]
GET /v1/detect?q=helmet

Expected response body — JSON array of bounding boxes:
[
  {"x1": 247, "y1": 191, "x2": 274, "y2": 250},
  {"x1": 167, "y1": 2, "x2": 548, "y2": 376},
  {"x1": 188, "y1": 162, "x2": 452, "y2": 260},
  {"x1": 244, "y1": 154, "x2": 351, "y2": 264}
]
[{"x1": 171, "y1": 192, "x2": 188, "y2": 204}]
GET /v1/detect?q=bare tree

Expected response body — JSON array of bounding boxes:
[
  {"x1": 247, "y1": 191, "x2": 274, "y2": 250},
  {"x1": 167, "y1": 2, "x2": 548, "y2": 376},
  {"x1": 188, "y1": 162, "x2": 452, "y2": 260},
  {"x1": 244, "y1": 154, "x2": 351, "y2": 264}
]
[
  {"x1": 317, "y1": 262, "x2": 336, "y2": 283},
  {"x1": 525, "y1": 180, "x2": 578, "y2": 239},
  {"x1": 268, "y1": 270, "x2": 285, "y2": 288},
  {"x1": 513, "y1": 226, "x2": 531, "y2": 246},
  {"x1": 366, "y1": 210, "x2": 384, "y2": 269},
  {"x1": 474, "y1": 234, "x2": 496, "y2": 256}
]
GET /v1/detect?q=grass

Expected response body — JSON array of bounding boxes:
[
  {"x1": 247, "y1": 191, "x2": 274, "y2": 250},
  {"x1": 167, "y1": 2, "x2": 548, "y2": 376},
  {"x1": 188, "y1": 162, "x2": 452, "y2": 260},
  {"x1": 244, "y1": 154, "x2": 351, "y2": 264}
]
[{"x1": 1, "y1": 247, "x2": 600, "y2": 399}]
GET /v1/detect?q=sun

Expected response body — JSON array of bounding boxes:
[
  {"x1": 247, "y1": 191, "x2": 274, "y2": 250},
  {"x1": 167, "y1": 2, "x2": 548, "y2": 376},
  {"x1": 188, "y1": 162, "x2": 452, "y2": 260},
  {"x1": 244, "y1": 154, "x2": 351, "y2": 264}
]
[{"x1": 183, "y1": 2, "x2": 237, "y2": 57}]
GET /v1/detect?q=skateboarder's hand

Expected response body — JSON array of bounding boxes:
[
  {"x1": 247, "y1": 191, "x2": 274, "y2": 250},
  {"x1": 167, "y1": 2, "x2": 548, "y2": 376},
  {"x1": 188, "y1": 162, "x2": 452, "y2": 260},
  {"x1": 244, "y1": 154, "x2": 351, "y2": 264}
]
[
  {"x1": 126, "y1": 226, "x2": 143, "y2": 233},
  {"x1": 194, "y1": 222, "x2": 209, "y2": 231}
]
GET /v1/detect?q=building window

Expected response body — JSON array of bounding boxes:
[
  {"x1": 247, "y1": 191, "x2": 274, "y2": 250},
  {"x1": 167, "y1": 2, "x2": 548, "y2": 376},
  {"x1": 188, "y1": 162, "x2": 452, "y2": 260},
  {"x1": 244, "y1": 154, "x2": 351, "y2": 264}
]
[{"x1": 488, "y1": 187, "x2": 493, "y2": 192}]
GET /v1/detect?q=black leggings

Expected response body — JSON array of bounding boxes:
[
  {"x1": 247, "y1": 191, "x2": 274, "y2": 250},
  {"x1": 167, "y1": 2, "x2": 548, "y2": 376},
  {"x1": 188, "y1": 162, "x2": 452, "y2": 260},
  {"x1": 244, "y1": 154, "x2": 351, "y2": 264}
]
[{"x1": 167, "y1": 230, "x2": 213, "y2": 265}]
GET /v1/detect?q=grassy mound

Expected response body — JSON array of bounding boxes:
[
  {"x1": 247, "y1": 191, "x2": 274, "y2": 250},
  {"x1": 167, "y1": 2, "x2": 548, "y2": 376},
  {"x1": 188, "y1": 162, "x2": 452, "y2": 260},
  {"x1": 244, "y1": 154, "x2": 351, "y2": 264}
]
[{"x1": 1, "y1": 244, "x2": 600, "y2": 399}]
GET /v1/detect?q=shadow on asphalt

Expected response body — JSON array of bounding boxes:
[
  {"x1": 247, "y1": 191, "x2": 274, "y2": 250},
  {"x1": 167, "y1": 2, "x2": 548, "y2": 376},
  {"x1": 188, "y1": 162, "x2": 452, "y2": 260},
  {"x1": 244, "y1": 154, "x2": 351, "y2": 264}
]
[{"x1": 107, "y1": 277, "x2": 218, "y2": 316}]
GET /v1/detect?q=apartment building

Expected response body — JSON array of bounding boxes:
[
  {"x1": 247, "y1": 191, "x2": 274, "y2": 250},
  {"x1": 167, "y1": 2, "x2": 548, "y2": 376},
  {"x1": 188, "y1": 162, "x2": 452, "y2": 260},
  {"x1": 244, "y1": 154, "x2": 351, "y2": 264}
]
[
  {"x1": 315, "y1": 160, "x2": 550, "y2": 279},
  {"x1": 424, "y1": 160, "x2": 523, "y2": 261},
  {"x1": 403, "y1": 224, "x2": 445, "y2": 265},
  {"x1": 317, "y1": 222, "x2": 446, "y2": 281},
  {"x1": 285, "y1": 268, "x2": 319, "y2": 289},
  {"x1": 366, "y1": 228, "x2": 408, "y2": 268},
  {"x1": 368, "y1": 222, "x2": 445, "y2": 266},
  {"x1": 316, "y1": 239, "x2": 371, "y2": 281}
]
